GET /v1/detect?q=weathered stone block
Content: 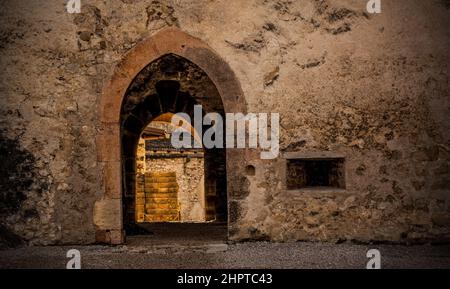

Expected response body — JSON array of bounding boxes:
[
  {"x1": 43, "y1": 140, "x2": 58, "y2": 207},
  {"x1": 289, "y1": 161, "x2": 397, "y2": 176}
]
[
  {"x1": 93, "y1": 198, "x2": 122, "y2": 231},
  {"x1": 104, "y1": 161, "x2": 121, "y2": 199}
]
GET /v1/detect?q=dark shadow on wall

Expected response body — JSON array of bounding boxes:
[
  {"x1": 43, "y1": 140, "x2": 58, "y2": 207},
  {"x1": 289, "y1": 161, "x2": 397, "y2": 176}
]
[
  {"x1": 0, "y1": 130, "x2": 48, "y2": 247},
  {"x1": 0, "y1": 224, "x2": 23, "y2": 249},
  {"x1": 441, "y1": 0, "x2": 450, "y2": 9}
]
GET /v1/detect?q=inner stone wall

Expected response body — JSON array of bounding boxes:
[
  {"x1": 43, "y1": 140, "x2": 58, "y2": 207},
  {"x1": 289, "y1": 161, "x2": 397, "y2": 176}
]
[{"x1": 0, "y1": 0, "x2": 449, "y2": 245}]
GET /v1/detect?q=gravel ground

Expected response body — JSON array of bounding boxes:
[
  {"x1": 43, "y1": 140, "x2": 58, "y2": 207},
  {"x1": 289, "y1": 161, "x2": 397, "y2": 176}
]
[
  {"x1": 1, "y1": 242, "x2": 450, "y2": 269},
  {"x1": 2, "y1": 225, "x2": 449, "y2": 269}
]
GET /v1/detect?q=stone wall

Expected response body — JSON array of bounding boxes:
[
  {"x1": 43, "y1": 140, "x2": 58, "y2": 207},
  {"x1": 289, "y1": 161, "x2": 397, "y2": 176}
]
[{"x1": 0, "y1": 0, "x2": 449, "y2": 245}]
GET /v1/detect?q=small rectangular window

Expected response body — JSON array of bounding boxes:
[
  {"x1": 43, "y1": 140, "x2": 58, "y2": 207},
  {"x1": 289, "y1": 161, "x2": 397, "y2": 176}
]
[{"x1": 286, "y1": 158, "x2": 345, "y2": 190}]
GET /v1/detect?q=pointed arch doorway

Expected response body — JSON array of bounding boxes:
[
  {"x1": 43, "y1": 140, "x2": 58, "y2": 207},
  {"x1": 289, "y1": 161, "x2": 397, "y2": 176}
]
[{"x1": 95, "y1": 28, "x2": 247, "y2": 244}]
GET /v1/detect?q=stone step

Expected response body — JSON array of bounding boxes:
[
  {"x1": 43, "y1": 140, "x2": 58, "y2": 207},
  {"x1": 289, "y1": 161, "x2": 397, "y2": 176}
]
[
  {"x1": 145, "y1": 187, "x2": 178, "y2": 194},
  {"x1": 145, "y1": 172, "x2": 176, "y2": 178},
  {"x1": 144, "y1": 214, "x2": 180, "y2": 222},
  {"x1": 136, "y1": 198, "x2": 145, "y2": 205},
  {"x1": 126, "y1": 243, "x2": 229, "y2": 254},
  {"x1": 145, "y1": 192, "x2": 177, "y2": 199},
  {"x1": 145, "y1": 176, "x2": 177, "y2": 183},
  {"x1": 145, "y1": 208, "x2": 179, "y2": 215},
  {"x1": 135, "y1": 212, "x2": 145, "y2": 223},
  {"x1": 145, "y1": 197, "x2": 178, "y2": 204},
  {"x1": 144, "y1": 182, "x2": 178, "y2": 189},
  {"x1": 135, "y1": 204, "x2": 145, "y2": 213},
  {"x1": 145, "y1": 203, "x2": 178, "y2": 210}
]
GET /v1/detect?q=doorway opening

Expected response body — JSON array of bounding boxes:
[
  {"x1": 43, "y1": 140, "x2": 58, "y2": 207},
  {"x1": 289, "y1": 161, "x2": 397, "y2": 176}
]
[{"x1": 120, "y1": 54, "x2": 227, "y2": 240}]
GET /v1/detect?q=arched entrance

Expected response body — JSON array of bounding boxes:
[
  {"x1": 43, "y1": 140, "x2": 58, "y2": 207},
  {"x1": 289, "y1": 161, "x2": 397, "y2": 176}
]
[
  {"x1": 121, "y1": 54, "x2": 227, "y2": 232},
  {"x1": 95, "y1": 28, "x2": 247, "y2": 244}
]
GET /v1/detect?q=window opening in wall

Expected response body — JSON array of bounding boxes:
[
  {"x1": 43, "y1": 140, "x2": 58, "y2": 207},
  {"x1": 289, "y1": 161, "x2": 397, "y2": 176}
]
[{"x1": 286, "y1": 158, "x2": 345, "y2": 190}]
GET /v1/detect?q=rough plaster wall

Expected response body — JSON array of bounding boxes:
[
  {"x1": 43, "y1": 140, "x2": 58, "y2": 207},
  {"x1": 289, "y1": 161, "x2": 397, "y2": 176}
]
[
  {"x1": 146, "y1": 157, "x2": 205, "y2": 222},
  {"x1": 0, "y1": 0, "x2": 449, "y2": 244}
]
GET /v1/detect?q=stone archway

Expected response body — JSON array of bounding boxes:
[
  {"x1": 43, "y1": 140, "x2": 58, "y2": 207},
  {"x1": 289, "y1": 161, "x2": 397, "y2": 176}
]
[
  {"x1": 121, "y1": 53, "x2": 228, "y2": 229},
  {"x1": 95, "y1": 27, "x2": 247, "y2": 244}
]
